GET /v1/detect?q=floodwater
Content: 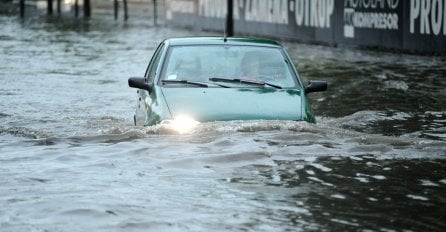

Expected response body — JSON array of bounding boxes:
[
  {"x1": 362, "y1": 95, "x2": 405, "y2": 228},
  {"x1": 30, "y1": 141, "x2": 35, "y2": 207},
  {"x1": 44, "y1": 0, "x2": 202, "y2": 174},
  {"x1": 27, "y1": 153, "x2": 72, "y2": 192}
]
[{"x1": 1, "y1": 10, "x2": 446, "y2": 232}]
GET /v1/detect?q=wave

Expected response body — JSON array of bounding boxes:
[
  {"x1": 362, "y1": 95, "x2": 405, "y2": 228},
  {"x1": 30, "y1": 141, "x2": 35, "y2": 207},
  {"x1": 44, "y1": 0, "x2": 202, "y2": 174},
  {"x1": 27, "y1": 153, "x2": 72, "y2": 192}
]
[
  {"x1": 0, "y1": 125, "x2": 53, "y2": 139},
  {"x1": 2, "y1": 115, "x2": 445, "y2": 160}
]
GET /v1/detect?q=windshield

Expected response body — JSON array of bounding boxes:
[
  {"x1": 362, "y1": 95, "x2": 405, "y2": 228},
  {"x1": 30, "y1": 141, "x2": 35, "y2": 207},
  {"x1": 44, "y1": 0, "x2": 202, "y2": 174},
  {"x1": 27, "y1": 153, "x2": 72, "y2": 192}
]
[{"x1": 160, "y1": 45, "x2": 298, "y2": 88}]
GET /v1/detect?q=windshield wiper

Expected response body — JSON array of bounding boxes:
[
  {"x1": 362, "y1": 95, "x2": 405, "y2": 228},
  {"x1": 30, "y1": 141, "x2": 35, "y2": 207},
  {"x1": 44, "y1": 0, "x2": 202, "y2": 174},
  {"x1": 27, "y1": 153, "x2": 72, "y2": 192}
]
[
  {"x1": 161, "y1": 79, "x2": 208, "y2": 88},
  {"x1": 209, "y1": 77, "x2": 282, "y2": 89}
]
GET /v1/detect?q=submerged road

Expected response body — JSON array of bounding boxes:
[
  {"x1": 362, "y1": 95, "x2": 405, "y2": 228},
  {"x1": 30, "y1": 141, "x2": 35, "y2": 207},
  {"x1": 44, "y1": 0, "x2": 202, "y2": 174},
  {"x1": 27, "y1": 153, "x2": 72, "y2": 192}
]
[{"x1": 0, "y1": 12, "x2": 445, "y2": 231}]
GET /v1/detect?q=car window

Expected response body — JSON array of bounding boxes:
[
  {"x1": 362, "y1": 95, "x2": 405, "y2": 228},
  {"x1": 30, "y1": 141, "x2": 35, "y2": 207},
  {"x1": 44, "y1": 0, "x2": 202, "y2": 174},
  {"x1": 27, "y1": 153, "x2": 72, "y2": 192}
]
[
  {"x1": 161, "y1": 45, "x2": 298, "y2": 88},
  {"x1": 145, "y1": 43, "x2": 165, "y2": 83}
]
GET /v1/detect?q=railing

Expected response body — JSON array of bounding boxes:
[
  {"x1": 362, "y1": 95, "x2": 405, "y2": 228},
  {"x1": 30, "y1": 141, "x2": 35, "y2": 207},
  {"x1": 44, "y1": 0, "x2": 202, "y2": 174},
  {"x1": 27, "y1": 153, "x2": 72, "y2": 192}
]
[{"x1": 13, "y1": 0, "x2": 161, "y2": 24}]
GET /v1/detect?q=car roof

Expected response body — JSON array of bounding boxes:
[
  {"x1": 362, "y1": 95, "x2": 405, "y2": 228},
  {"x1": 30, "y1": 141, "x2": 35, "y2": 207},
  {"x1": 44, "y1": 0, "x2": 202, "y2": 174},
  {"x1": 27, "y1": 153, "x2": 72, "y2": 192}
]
[{"x1": 164, "y1": 37, "x2": 283, "y2": 48}]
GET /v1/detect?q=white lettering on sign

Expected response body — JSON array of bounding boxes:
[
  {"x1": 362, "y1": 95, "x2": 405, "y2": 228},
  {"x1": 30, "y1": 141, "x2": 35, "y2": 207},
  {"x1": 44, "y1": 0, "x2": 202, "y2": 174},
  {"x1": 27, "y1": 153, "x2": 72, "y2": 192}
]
[
  {"x1": 351, "y1": 12, "x2": 398, "y2": 29},
  {"x1": 168, "y1": 0, "x2": 334, "y2": 28},
  {"x1": 344, "y1": 8, "x2": 355, "y2": 37},
  {"x1": 344, "y1": 0, "x2": 400, "y2": 9},
  {"x1": 343, "y1": 0, "x2": 400, "y2": 38},
  {"x1": 294, "y1": 0, "x2": 334, "y2": 28},
  {"x1": 410, "y1": 0, "x2": 446, "y2": 35},
  {"x1": 245, "y1": 0, "x2": 288, "y2": 24},
  {"x1": 198, "y1": 0, "x2": 241, "y2": 19}
]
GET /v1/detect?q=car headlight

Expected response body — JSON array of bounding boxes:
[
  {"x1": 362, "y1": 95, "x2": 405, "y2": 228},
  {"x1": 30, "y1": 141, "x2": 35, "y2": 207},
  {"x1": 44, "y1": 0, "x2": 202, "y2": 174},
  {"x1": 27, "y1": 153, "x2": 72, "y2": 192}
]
[{"x1": 161, "y1": 115, "x2": 200, "y2": 134}]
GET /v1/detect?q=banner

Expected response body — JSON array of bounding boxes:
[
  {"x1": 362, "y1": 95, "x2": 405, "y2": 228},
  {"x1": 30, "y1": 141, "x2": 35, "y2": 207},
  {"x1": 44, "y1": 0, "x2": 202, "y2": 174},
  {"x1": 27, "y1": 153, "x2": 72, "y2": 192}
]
[{"x1": 165, "y1": 0, "x2": 446, "y2": 54}]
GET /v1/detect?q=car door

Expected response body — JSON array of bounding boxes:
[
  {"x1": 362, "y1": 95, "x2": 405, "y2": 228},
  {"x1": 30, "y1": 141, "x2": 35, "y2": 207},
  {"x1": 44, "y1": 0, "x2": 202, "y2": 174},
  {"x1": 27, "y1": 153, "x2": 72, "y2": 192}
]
[{"x1": 134, "y1": 42, "x2": 165, "y2": 126}]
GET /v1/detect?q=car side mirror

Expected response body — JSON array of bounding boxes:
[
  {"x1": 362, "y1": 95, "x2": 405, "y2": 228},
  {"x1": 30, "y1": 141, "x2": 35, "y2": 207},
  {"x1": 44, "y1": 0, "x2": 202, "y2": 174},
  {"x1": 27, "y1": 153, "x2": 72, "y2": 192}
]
[
  {"x1": 305, "y1": 80, "x2": 327, "y2": 94},
  {"x1": 128, "y1": 77, "x2": 152, "y2": 92}
]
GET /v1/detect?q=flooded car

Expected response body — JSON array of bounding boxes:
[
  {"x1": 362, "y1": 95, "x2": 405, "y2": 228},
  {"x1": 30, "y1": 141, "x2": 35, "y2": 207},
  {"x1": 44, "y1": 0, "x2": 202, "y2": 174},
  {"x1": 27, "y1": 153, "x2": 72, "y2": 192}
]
[{"x1": 128, "y1": 37, "x2": 327, "y2": 131}]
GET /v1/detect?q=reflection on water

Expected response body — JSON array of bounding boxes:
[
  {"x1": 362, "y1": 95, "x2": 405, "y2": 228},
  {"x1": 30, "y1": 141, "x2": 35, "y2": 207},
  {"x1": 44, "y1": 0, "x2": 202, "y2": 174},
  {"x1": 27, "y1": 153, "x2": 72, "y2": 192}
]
[{"x1": 0, "y1": 12, "x2": 445, "y2": 232}]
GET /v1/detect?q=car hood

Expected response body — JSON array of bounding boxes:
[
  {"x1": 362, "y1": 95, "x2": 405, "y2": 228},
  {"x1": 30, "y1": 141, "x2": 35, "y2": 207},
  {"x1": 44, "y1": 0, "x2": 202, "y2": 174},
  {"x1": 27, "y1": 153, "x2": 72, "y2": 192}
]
[{"x1": 161, "y1": 88, "x2": 303, "y2": 122}]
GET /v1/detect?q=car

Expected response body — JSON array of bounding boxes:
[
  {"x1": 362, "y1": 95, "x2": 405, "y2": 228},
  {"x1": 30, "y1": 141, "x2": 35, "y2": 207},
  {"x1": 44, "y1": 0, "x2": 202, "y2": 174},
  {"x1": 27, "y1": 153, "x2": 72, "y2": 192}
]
[{"x1": 128, "y1": 37, "x2": 327, "y2": 133}]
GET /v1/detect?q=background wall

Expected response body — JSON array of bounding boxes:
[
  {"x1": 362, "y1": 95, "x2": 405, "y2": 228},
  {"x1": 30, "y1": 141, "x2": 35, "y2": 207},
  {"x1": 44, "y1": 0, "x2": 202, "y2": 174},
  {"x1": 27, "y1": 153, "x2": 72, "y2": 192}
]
[{"x1": 165, "y1": 0, "x2": 446, "y2": 54}]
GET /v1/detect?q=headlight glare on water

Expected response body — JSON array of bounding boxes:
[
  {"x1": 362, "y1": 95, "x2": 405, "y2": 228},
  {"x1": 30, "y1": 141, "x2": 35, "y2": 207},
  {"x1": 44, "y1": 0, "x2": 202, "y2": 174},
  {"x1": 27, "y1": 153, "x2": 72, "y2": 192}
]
[{"x1": 161, "y1": 115, "x2": 200, "y2": 134}]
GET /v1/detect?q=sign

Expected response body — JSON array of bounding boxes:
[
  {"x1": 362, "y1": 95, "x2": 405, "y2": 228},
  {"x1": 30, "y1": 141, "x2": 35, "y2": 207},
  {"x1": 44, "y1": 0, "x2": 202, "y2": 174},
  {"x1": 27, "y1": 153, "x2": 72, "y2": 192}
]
[{"x1": 165, "y1": 0, "x2": 446, "y2": 54}]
